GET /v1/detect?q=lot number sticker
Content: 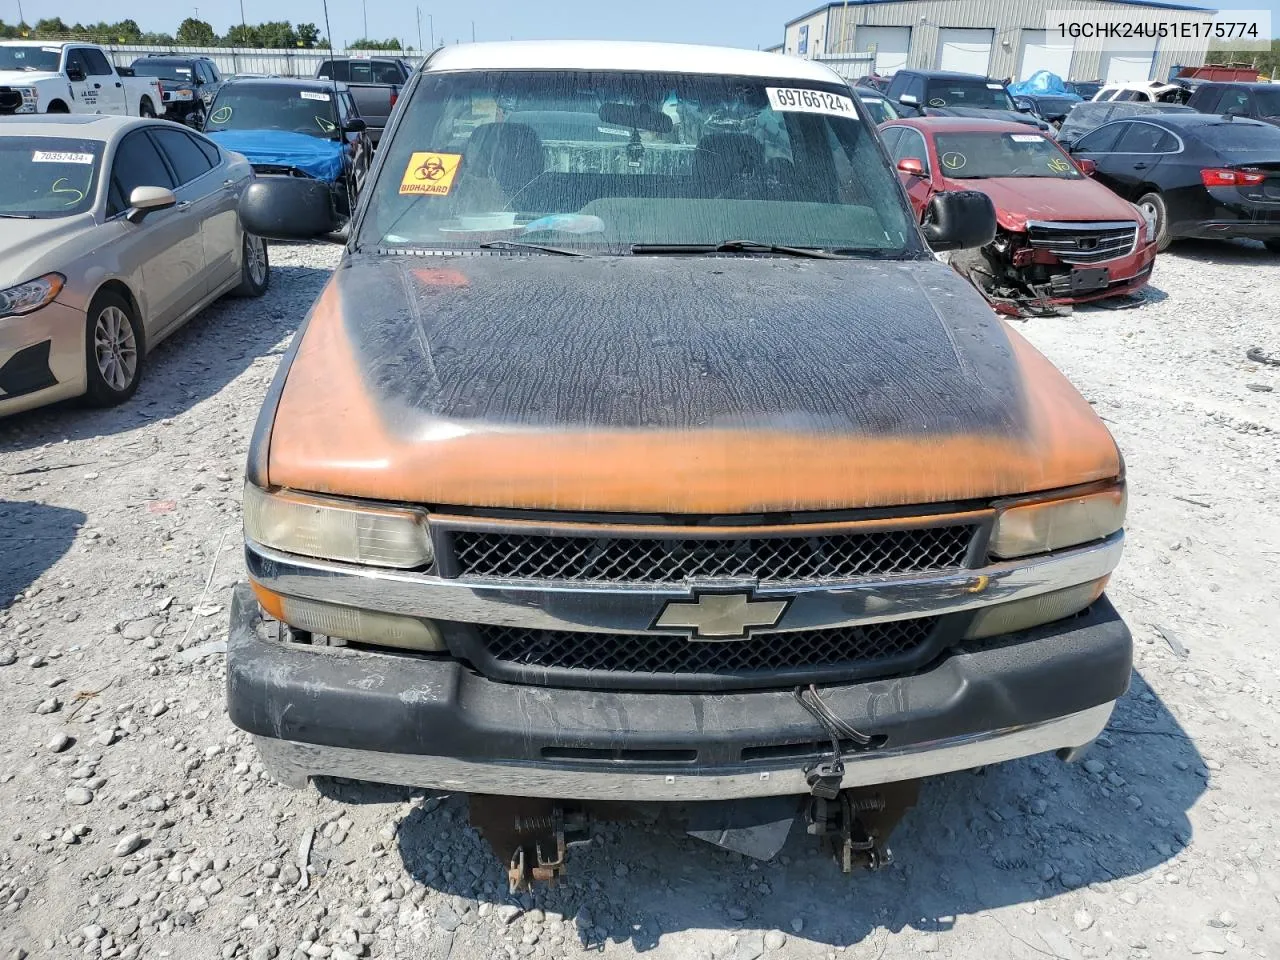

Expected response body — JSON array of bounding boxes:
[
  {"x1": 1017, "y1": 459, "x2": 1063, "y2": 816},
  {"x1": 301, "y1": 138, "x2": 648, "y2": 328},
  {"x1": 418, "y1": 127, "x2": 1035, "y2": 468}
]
[
  {"x1": 767, "y1": 87, "x2": 856, "y2": 118},
  {"x1": 399, "y1": 151, "x2": 463, "y2": 196},
  {"x1": 300, "y1": 91, "x2": 331, "y2": 101},
  {"x1": 32, "y1": 150, "x2": 94, "y2": 164},
  {"x1": 1010, "y1": 134, "x2": 1042, "y2": 143}
]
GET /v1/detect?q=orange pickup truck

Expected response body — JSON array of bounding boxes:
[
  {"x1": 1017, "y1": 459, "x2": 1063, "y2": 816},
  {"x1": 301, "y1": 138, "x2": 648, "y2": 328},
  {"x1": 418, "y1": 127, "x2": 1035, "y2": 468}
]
[{"x1": 227, "y1": 40, "x2": 1130, "y2": 882}]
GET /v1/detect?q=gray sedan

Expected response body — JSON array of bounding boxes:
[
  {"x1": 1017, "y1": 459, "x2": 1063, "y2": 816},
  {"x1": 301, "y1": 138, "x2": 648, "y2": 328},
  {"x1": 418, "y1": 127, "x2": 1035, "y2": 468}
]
[{"x1": 0, "y1": 114, "x2": 268, "y2": 417}]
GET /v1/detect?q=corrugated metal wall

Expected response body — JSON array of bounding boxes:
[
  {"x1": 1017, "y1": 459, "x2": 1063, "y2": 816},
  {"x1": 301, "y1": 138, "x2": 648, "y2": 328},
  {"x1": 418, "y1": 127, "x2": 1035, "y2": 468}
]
[
  {"x1": 104, "y1": 44, "x2": 426, "y2": 78},
  {"x1": 784, "y1": 0, "x2": 1214, "y2": 81}
]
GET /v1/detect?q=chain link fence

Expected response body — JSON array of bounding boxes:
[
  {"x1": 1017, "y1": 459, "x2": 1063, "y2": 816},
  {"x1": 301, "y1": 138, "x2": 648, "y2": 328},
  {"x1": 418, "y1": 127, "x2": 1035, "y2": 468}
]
[{"x1": 101, "y1": 44, "x2": 425, "y2": 78}]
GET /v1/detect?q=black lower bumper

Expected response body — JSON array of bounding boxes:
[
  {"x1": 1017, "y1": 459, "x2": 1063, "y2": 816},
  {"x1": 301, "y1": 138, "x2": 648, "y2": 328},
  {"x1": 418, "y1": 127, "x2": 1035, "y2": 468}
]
[{"x1": 226, "y1": 583, "x2": 1131, "y2": 775}]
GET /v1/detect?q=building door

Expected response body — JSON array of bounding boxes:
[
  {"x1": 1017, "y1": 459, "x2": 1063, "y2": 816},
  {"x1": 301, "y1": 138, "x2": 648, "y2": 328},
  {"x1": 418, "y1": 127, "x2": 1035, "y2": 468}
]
[
  {"x1": 1017, "y1": 29, "x2": 1075, "y2": 80},
  {"x1": 937, "y1": 28, "x2": 993, "y2": 74},
  {"x1": 1100, "y1": 35, "x2": 1158, "y2": 82},
  {"x1": 858, "y1": 26, "x2": 911, "y2": 75}
]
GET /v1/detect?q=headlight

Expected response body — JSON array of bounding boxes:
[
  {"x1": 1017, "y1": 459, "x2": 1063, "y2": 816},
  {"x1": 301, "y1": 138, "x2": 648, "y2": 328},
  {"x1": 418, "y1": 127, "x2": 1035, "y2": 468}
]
[
  {"x1": 1136, "y1": 205, "x2": 1157, "y2": 242},
  {"x1": 0, "y1": 273, "x2": 64, "y2": 319},
  {"x1": 989, "y1": 485, "x2": 1126, "y2": 559},
  {"x1": 15, "y1": 86, "x2": 37, "y2": 113},
  {"x1": 243, "y1": 484, "x2": 433, "y2": 568},
  {"x1": 964, "y1": 578, "x2": 1108, "y2": 640}
]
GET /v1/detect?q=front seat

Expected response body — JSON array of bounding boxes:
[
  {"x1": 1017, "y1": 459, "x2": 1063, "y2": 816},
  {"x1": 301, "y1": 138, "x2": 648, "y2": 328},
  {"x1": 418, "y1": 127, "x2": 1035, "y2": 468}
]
[
  {"x1": 461, "y1": 122, "x2": 545, "y2": 202},
  {"x1": 693, "y1": 133, "x2": 765, "y2": 197}
]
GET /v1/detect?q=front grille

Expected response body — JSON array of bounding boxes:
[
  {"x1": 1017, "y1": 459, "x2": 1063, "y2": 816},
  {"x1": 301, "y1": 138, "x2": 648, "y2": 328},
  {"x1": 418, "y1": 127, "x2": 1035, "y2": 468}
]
[
  {"x1": 450, "y1": 524, "x2": 976, "y2": 584},
  {"x1": 0, "y1": 89, "x2": 22, "y2": 112},
  {"x1": 475, "y1": 618, "x2": 939, "y2": 678},
  {"x1": 1027, "y1": 221, "x2": 1137, "y2": 264}
]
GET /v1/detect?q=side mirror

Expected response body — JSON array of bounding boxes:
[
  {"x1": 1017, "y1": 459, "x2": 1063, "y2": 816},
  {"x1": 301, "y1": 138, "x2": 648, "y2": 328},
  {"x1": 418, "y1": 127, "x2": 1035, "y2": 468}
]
[
  {"x1": 896, "y1": 157, "x2": 927, "y2": 177},
  {"x1": 1076, "y1": 158, "x2": 1097, "y2": 176},
  {"x1": 343, "y1": 117, "x2": 367, "y2": 133},
  {"x1": 1015, "y1": 99, "x2": 1034, "y2": 113},
  {"x1": 898, "y1": 93, "x2": 919, "y2": 107},
  {"x1": 125, "y1": 186, "x2": 177, "y2": 224},
  {"x1": 921, "y1": 190, "x2": 996, "y2": 252},
  {"x1": 66, "y1": 65, "x2": 85, "y2": 82},
  {"x1": 238, "y1": 176, "x2": 338, "y2": 241}
]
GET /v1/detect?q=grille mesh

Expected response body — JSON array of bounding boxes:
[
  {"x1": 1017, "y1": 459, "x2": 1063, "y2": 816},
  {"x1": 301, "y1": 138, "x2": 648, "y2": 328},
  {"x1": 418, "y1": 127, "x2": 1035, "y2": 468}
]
[
  {"x1": 476, "y1": 618, "x2": 938, "y2": 676},
  {"x1": 451, "y1": 525, "x2": 976, "y2": 584},
  {"x1": 1027, "y1": 223, "x2": 1137, "y2": 265}
]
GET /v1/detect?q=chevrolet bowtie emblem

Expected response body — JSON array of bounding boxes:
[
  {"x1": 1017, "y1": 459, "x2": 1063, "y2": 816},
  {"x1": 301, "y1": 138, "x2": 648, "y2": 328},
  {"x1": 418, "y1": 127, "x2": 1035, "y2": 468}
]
[{"x1": 654, "y1": 591, "x2": 791, "y2": 640}]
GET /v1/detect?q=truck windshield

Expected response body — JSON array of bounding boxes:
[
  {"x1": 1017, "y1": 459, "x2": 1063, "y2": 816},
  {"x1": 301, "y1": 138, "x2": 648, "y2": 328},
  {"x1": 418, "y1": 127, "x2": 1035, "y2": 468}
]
[
  {"x1": 131, "y1": 61, "x2": 194, "y2": 83},
  {"x1": 0, "y1": 45, "x2": 61, "y2": 72},
  {"x1": 926, "y1": 79, "x2": 1015, "y2": 111},
  {"x1": 934, "y1": 131, "x2": 1081, "y2": 180},
  {"x1": 0, "y1": 137, "x2": 103, "y2": 218},
  {"x1": 205, "y1": 86, "x2": 340, "y2": 139},
  {"x1": 359, "y1": 69, "x2": 917, "y2": 256}
]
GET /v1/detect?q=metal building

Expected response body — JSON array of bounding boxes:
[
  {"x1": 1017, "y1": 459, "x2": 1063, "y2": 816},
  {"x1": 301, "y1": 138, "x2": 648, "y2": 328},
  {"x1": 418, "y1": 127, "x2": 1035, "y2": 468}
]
[{"x1": 782, "y1": 0, "x2": 1215, "y2": 82}]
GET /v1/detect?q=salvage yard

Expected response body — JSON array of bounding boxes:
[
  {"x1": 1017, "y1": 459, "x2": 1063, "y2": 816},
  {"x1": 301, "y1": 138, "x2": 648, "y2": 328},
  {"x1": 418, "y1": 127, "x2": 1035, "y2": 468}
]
[{"x1": 1, "y1": 238, "x2": 1278, "y2": 960}]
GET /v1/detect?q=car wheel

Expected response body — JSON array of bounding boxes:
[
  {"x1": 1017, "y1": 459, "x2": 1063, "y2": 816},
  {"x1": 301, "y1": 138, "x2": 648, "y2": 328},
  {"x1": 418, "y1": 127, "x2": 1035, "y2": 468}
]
[
  {"x1": 83, "y1": 291, "x2": 143, "y2": 407},
  {"x1": 185, "y1": 107, "x2": 206, "y2": 130},
  {"x1": 1265, "y1": 239, "x2": 1280, "y2": 254},
  {"x1": 232, "y1": 233, "x2": 270, "y2": 297},
  {"x1": 139, "y1": 97, "x2": 157, "y2": 118},
  {"x1": 1136, "y1": 192, "x2": 1171, "y2": 252}
]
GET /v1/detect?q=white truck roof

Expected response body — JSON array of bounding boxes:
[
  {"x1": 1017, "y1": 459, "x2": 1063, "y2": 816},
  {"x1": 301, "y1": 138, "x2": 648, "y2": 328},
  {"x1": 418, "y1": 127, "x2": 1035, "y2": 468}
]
[{"x1": 425, "y1": 40, "x2": 844, "y2": 84}]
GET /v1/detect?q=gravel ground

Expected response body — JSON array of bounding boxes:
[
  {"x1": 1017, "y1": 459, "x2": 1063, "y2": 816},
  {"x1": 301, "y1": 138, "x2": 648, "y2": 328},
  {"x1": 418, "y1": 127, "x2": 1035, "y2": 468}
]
[{"x1": 1, "y1": 239, "x2": 1278, "y2": 960}]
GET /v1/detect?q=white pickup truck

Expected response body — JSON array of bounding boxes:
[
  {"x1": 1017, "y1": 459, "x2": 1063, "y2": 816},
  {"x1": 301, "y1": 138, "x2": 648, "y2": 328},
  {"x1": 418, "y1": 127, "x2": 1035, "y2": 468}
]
[{"x1": 0, "y1": 41, "x2": 165, "y2": 118}]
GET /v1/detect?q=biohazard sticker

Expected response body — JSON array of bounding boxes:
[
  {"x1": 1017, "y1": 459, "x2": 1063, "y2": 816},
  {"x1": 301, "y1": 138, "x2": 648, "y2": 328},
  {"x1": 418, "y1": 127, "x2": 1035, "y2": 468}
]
[{"x1": 399, "y1": 151, "x2": 462, "y2": 196}]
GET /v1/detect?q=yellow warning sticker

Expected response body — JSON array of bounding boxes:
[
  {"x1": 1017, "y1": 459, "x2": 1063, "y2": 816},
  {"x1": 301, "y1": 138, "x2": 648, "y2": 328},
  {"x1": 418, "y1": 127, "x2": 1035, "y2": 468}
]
[
  {"x1": 399, "y1": 151, "x2": 462, "y2": 196},
  {"x1": 1047, "y1": 156, "x2": 1070, "y2": 173}
]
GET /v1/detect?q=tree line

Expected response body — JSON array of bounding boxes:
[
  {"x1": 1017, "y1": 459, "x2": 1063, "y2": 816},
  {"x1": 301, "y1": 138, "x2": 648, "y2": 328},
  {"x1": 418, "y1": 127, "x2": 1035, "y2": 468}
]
[
  {"x1": 0, "y1": 16, "x2": 413, "y2": 50},
  {"x1": 1205, "y1": 40, "x2": 1280, "y2": 78}
]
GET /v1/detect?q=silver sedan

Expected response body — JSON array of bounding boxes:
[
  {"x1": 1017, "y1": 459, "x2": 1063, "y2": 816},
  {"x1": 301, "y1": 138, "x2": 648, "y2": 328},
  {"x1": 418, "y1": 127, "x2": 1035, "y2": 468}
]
[{"x1": 0, "y1": 114, "x2": 269, "y2": 417}]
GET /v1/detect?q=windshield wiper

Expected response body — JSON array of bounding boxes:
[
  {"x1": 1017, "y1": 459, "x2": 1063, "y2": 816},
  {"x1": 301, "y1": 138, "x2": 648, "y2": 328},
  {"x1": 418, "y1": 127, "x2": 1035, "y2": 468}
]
[
  {"x1": 477, "y1": 240, "x2": 591, "y2": 257},
  {"x1": 0, "y1": 213, "x2": 35, "y2": 219},
  {"x1": 631, "y1": 240, "x2": 849, "y2": 259}
]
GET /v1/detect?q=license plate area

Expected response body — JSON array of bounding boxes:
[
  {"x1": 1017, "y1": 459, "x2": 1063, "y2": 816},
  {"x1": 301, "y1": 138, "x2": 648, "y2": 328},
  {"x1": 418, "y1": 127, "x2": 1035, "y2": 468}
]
[{"x1": 1069, "y1": 267, "x2": 1110, "y2": 293}]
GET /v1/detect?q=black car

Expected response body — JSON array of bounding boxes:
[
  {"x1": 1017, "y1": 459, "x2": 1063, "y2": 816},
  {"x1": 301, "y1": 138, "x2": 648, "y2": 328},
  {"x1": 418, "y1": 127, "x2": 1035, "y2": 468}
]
[
  {"x1": 1065, "y1": 81, "x2": 1103, "y2": 101},
  {"x1": 129, "y1": 55, "x2": 223, "y2": 128},
  {"x1": 1057, "y1": 100, "x2": 1195, "y2": 148},
  {"x1": 1067, "y1": 113, "x2": 1280, "y2": 252},
  {"x1": 1012, "y1": 93, "x2": 1083, "y2": 128},
  {"x1": 1186, "y1": 82, "x2": 1280, "y2": 128},
  {"x1": 885, "y1": 69, "x2": 1050, "y2": 132}
]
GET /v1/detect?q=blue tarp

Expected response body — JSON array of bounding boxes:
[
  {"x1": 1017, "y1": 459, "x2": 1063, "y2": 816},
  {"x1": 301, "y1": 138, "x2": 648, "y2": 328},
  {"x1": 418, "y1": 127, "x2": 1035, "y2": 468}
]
[
  {"x1": 1008, "y1": 71, "x2": 1079, "y2": 99},
  {"x1": 206, "y1": 130, "x2": 345, "y2": 183}
]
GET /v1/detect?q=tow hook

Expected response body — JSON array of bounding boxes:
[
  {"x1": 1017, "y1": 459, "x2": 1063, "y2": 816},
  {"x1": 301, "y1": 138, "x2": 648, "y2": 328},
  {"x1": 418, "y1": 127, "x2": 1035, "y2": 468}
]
[
  {"x1": 468, "y1": 796, "x2": 593, "y2": 893},
  {"x1": 804, "y1": 782, "x2": 920, "y2": 873}
]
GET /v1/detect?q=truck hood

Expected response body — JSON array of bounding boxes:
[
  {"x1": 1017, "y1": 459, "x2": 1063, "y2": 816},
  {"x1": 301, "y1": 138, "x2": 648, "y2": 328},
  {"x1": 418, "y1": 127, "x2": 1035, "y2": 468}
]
[
  {"x1": 926, "y1": 105, "x2": 1045, "y2": 129},
  {"x1": 0, "y1": 216, "x2": 92, "y2": 289},
  {"x1": 0, "y1": 69, "x2": 60, "y2": 85},
  {"x1": 940, "y1": 176, "x2": 1142, "y2": 232},
  {"x1": 264, "y1": 254, "x2": 1120, "y2": 512}
]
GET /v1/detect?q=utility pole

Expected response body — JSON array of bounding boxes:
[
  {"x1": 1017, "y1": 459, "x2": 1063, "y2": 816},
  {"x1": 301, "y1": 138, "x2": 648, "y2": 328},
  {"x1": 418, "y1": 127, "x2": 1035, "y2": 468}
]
[
  {"x1": 416, "y1": 6, "x2": 422, "y2": 52},
  {"x1": 16, "y1": 0, "x2": 24, "y2": 27},
  {"x1": 239, "y1": 0, "x2": 245, "y2": 29},
  {"x1": 362, "y1": 0, "x2": 368, "y2": 42},
  {"x1": 471, "y1": 20, "x2": 476, "y2": 42},
  {"x1": 428, "y1": 14, "x2": 434, "y2": 49}
]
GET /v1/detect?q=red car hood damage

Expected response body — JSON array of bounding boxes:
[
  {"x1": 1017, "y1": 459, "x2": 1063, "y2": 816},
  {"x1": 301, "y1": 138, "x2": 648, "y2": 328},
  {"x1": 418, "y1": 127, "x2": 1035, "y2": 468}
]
[{"x1": 942, "y1": 175, "x2": 1141, "y2": 231}]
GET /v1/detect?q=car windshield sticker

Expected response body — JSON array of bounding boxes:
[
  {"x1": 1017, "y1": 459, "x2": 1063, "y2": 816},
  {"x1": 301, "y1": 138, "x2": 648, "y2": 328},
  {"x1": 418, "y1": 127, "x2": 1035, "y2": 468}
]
[
  {"x1": 1010, "y1": 134, "x2": 1042, "y2": 143},
  {"x1": 928, "y1": 98, "x2": 947, "y2": 107},
  {"x1": 766, "y1": 87, "x2": 857, "y2": 118},
  {"x1": 210, "y1": 106, "x2": 232, "y2": 123},
  {"x1": 1047, "y1": 156, "x2": 1071, "y2": 173},
  {"x1": 32, "y1": 150, "x2": 94, "y2": 164},
  {"x1": 941, "y1": 152, "x2": 967, "y2": 170},
  {"x1": 301, "y1": 91, "x2": 331, "y2": 101},
  {"x1": 399, "y1": 151, "x2": 463, "y2": 196},
  {"x1": 987, "y1": 83, "x2": 1004, "y2": 90},
  {"x1": 42, "y1": 46, "x2": 61, "y2": 53},
  {"x1": 51, "y1": 177, "x2": 85, "y2": 206}
]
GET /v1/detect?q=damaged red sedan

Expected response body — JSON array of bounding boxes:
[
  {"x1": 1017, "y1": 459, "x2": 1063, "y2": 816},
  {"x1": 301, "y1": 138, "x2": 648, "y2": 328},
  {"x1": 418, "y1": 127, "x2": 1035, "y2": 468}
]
[{"x1": 881, "y1": 117, "x2": 1159, "y2": 315}]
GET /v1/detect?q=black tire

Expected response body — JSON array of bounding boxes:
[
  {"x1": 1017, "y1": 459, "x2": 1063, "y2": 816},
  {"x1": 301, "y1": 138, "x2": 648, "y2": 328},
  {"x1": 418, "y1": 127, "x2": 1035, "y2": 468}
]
[
  {"x1": 46, "y1": 101, "x2": 70, "y2": 114},
  {"x1": 232, "y1": 233, "x2": 270, "y2": 297},
  {"x1": 139, "y1": 97, "x2": 157, "y2": 119},
  {"x1": 1265, "y1": 239, "x2": 1280, "y2": 254},
  {"x1": 82, "y1": 291, "x2": 144, "y2": 408},
  {"x1": 185, "y1": 106, "x2": 206, "y2": 130},
  {"x1": 1136, "y1": 191, "x2": 1171, "y2": 252}
]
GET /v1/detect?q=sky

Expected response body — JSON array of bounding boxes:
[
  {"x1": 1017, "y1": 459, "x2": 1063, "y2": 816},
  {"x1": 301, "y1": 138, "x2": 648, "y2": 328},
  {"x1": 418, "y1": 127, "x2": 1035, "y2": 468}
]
[{"x1": 5, "y1": 0, "x2": 1277, "y2": 50}]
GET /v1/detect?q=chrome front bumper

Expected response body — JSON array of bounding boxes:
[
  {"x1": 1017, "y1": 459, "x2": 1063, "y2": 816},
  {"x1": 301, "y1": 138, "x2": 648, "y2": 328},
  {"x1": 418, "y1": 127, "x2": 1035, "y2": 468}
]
[
  {"x1": 254, "y1": 703, "x2": 1112, "y2": 801},
  {"x1": 244, "y1": 533, "x2": 1124, "y2": 634}
]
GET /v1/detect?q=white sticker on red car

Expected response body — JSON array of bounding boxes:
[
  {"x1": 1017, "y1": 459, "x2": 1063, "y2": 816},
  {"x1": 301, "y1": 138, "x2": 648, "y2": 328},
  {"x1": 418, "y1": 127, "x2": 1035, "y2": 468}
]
[
  {"x1": 1010, "y1": 134, "x2": 1043, "y2": 143},
  {"x1": 766, "y1": 87, "x2": 857, "y2": 118}
]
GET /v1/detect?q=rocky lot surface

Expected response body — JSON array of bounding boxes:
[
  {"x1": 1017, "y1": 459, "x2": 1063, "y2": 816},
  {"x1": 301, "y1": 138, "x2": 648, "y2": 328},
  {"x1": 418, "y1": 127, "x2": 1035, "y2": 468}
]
[{"x1": 1, "y1": 240, "x2": 1278, "y2": 960}]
